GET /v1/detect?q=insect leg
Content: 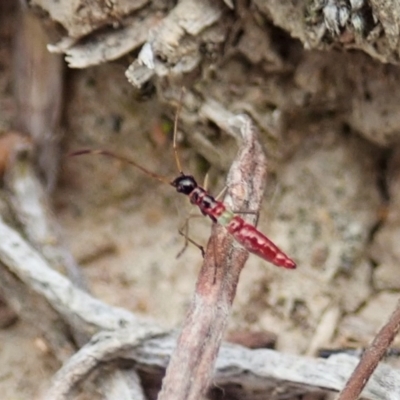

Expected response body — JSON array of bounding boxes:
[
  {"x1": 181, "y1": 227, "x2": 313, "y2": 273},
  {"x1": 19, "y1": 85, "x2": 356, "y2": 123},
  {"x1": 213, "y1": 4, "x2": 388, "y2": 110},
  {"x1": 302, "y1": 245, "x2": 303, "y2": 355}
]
[{"x1": 176, "y1": 214, "x2": 205, "y2": 258}]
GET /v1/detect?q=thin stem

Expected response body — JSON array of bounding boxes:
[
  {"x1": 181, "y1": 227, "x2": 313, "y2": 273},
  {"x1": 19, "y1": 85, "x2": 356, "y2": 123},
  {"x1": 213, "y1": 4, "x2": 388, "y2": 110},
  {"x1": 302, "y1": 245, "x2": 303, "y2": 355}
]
[
  {"x1": 336, "y1": 299, "x2": 400, "y2": 400},
  {"x1": 158, "y1": 115, "x2": 267, "y2": 400}
]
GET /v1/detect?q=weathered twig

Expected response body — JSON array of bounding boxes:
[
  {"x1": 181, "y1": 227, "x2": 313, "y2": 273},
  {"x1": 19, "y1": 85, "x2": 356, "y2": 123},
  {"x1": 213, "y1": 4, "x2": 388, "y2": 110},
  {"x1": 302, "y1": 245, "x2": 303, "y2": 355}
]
[
  {"x1": 49, "y1": 13, "x2": 160, "y2": 68},
  {"x1": 44, "y1": 329, "x2": 400, "y2": 400},
  {"x1": 43, "y1": 328, "x2": 163, "y2": 400},
  {"x1": 158, "y1": 115, "x2": 267, "y2": 400},
  {"x1": 125, "y1": 0, "x2": 228, "y2": 88},
  {"x1": 5, "y1": 141, "x2": 87, "y2": 291},
  {"x1": 0, "y1": 216, "x2": 153, "y2": 335},
  {"x1": 336, "y1": 299, "x2": 400, "y2": 400}
]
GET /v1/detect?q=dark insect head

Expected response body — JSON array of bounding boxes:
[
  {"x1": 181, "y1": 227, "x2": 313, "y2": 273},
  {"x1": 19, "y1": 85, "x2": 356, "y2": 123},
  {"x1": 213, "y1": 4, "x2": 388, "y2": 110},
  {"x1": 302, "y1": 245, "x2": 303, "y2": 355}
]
[{"x1": 170, "y1": 174, "x2": 198, "y2": 195}]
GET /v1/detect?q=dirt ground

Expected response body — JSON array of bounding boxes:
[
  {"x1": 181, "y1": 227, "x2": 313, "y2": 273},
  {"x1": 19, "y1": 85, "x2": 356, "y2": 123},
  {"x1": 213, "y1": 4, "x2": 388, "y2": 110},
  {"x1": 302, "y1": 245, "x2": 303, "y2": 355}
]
[
  {"x1": 0, "y1": 69, "x2": 392, "y2": 399},
  {"x1": 1, "y1": 2, "x2": 400, "y2": 400}
]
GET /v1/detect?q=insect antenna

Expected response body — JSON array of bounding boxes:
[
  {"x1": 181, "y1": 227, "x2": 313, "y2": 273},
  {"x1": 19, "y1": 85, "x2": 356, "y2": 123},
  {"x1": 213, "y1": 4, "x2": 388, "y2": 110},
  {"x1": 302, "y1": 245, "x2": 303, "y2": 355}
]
[
  {"x1": 70, "y1": 88, "x2": 187, "y2": 185},
  {"x1": 172, "y1": 88, "x2": 186, "y2": 175},
  {"x1": 68, "y1": 149, "x2": 171, "y2": 184}
]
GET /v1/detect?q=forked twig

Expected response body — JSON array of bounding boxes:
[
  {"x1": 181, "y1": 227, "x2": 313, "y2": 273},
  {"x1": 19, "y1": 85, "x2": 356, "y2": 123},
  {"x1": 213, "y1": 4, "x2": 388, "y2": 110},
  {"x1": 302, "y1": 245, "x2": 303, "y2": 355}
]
[{"x1": 158, "y1": 115, "x2": 267, "y2": 400}]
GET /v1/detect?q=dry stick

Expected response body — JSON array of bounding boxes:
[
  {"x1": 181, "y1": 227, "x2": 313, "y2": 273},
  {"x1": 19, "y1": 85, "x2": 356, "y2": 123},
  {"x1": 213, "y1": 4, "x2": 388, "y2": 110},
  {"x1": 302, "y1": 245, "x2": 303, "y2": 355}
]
[
  {"x1": 158, "y1": 115, "x2": 267, "y2": 400},
  {"x1": 336, "y1": 299, "x2": 400, "y2": 400},
  {"x1": 43, "y1": 328, "x2": 163, "y2": 400},
  {"x1": 5, "y1": 143, "x2": 88, "y2": 292},
  {"x1": 44, "y1": 329, "x2": 400, "y2": 400},
  {"x1": 0, "y1": 216, "x2": 152, "y2": 335}
]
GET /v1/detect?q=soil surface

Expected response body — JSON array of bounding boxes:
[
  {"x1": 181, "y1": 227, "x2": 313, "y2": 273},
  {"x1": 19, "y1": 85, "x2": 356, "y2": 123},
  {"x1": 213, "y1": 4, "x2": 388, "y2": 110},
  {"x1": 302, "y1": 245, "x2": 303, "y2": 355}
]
[{"x1": 1, "y1": 2, "x2": 400, "y2": 399}]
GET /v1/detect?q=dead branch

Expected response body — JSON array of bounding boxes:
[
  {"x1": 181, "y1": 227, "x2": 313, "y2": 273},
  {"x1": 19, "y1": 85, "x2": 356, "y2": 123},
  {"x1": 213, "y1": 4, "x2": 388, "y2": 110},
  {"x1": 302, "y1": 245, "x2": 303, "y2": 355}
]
[
  {"x1": 5, "y1": 142, "x2": 87, "y2": 291},
  {"x1": 43, "y1": 328, "x2": 163, "y2": 400},
  {"x1": 158, "y1": 115, "x2": 267, "y2": 400},
  {"x1": 52, "y1": 13, "x2": 160, "y2": 68},
  {"x1": 44, "y1": 329, "x2": 400, "y2": 400},
  {"x1": 0, "y1": 216, "x2": 154, "y2": 335}
]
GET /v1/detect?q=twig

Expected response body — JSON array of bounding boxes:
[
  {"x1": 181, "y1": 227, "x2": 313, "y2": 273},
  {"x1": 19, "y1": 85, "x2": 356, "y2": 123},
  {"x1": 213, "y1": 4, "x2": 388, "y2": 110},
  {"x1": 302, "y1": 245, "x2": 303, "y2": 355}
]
[
  {"x1": 5, "y1": 142, "x2": 88, "y2": 292},
  {"x1": 0, "y1": 216, "x2": 154, "y2": 335},
  {"x1": 43, "y1": 328, "x2": 163, "y2": 400},
  {"x1": 45, "y1": 329, "x2": 400, "y2": 400},
  {"x1": 158, "y1": 115, "x2": 267, "y2": 400},
  {"x1": 336, "y1": 299, "x2": 400, "y2": 400}
]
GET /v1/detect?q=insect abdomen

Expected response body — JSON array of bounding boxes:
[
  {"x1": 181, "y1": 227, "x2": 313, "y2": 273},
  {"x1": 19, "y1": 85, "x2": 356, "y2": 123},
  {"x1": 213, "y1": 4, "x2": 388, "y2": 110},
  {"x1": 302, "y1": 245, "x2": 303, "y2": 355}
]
[{"x1": 226, "y1": 216, "x2": 296, "y2": 269}]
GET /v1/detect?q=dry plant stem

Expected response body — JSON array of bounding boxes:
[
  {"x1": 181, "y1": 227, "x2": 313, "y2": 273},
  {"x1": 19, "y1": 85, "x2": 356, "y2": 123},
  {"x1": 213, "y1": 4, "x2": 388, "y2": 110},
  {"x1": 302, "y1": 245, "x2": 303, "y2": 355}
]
[
  {"x1": 336, "y1": 299, "x2": 400, "y2": 400},
  {"x1": 44, "y1": 331, "x2": 400, "y2": 400},
  {"x1": 0, "y1": 216, "x2": 155, "y2": 335},
  {"x1": 43, "y1": 328, "x2": 162, "y2": 400},
  {"x1": 5, "y1": 144, "x2": 88, "y2": 292},
  {"x1": 158, "y1": 115, "x2": 267, "y2": 400}
]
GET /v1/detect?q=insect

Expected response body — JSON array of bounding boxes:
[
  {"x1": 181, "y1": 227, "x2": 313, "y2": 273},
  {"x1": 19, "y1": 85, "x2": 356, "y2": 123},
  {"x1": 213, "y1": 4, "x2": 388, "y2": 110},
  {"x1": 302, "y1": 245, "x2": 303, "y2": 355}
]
[{"x1": 70, "y1": 100, "x2": 296, "y2": 270}]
